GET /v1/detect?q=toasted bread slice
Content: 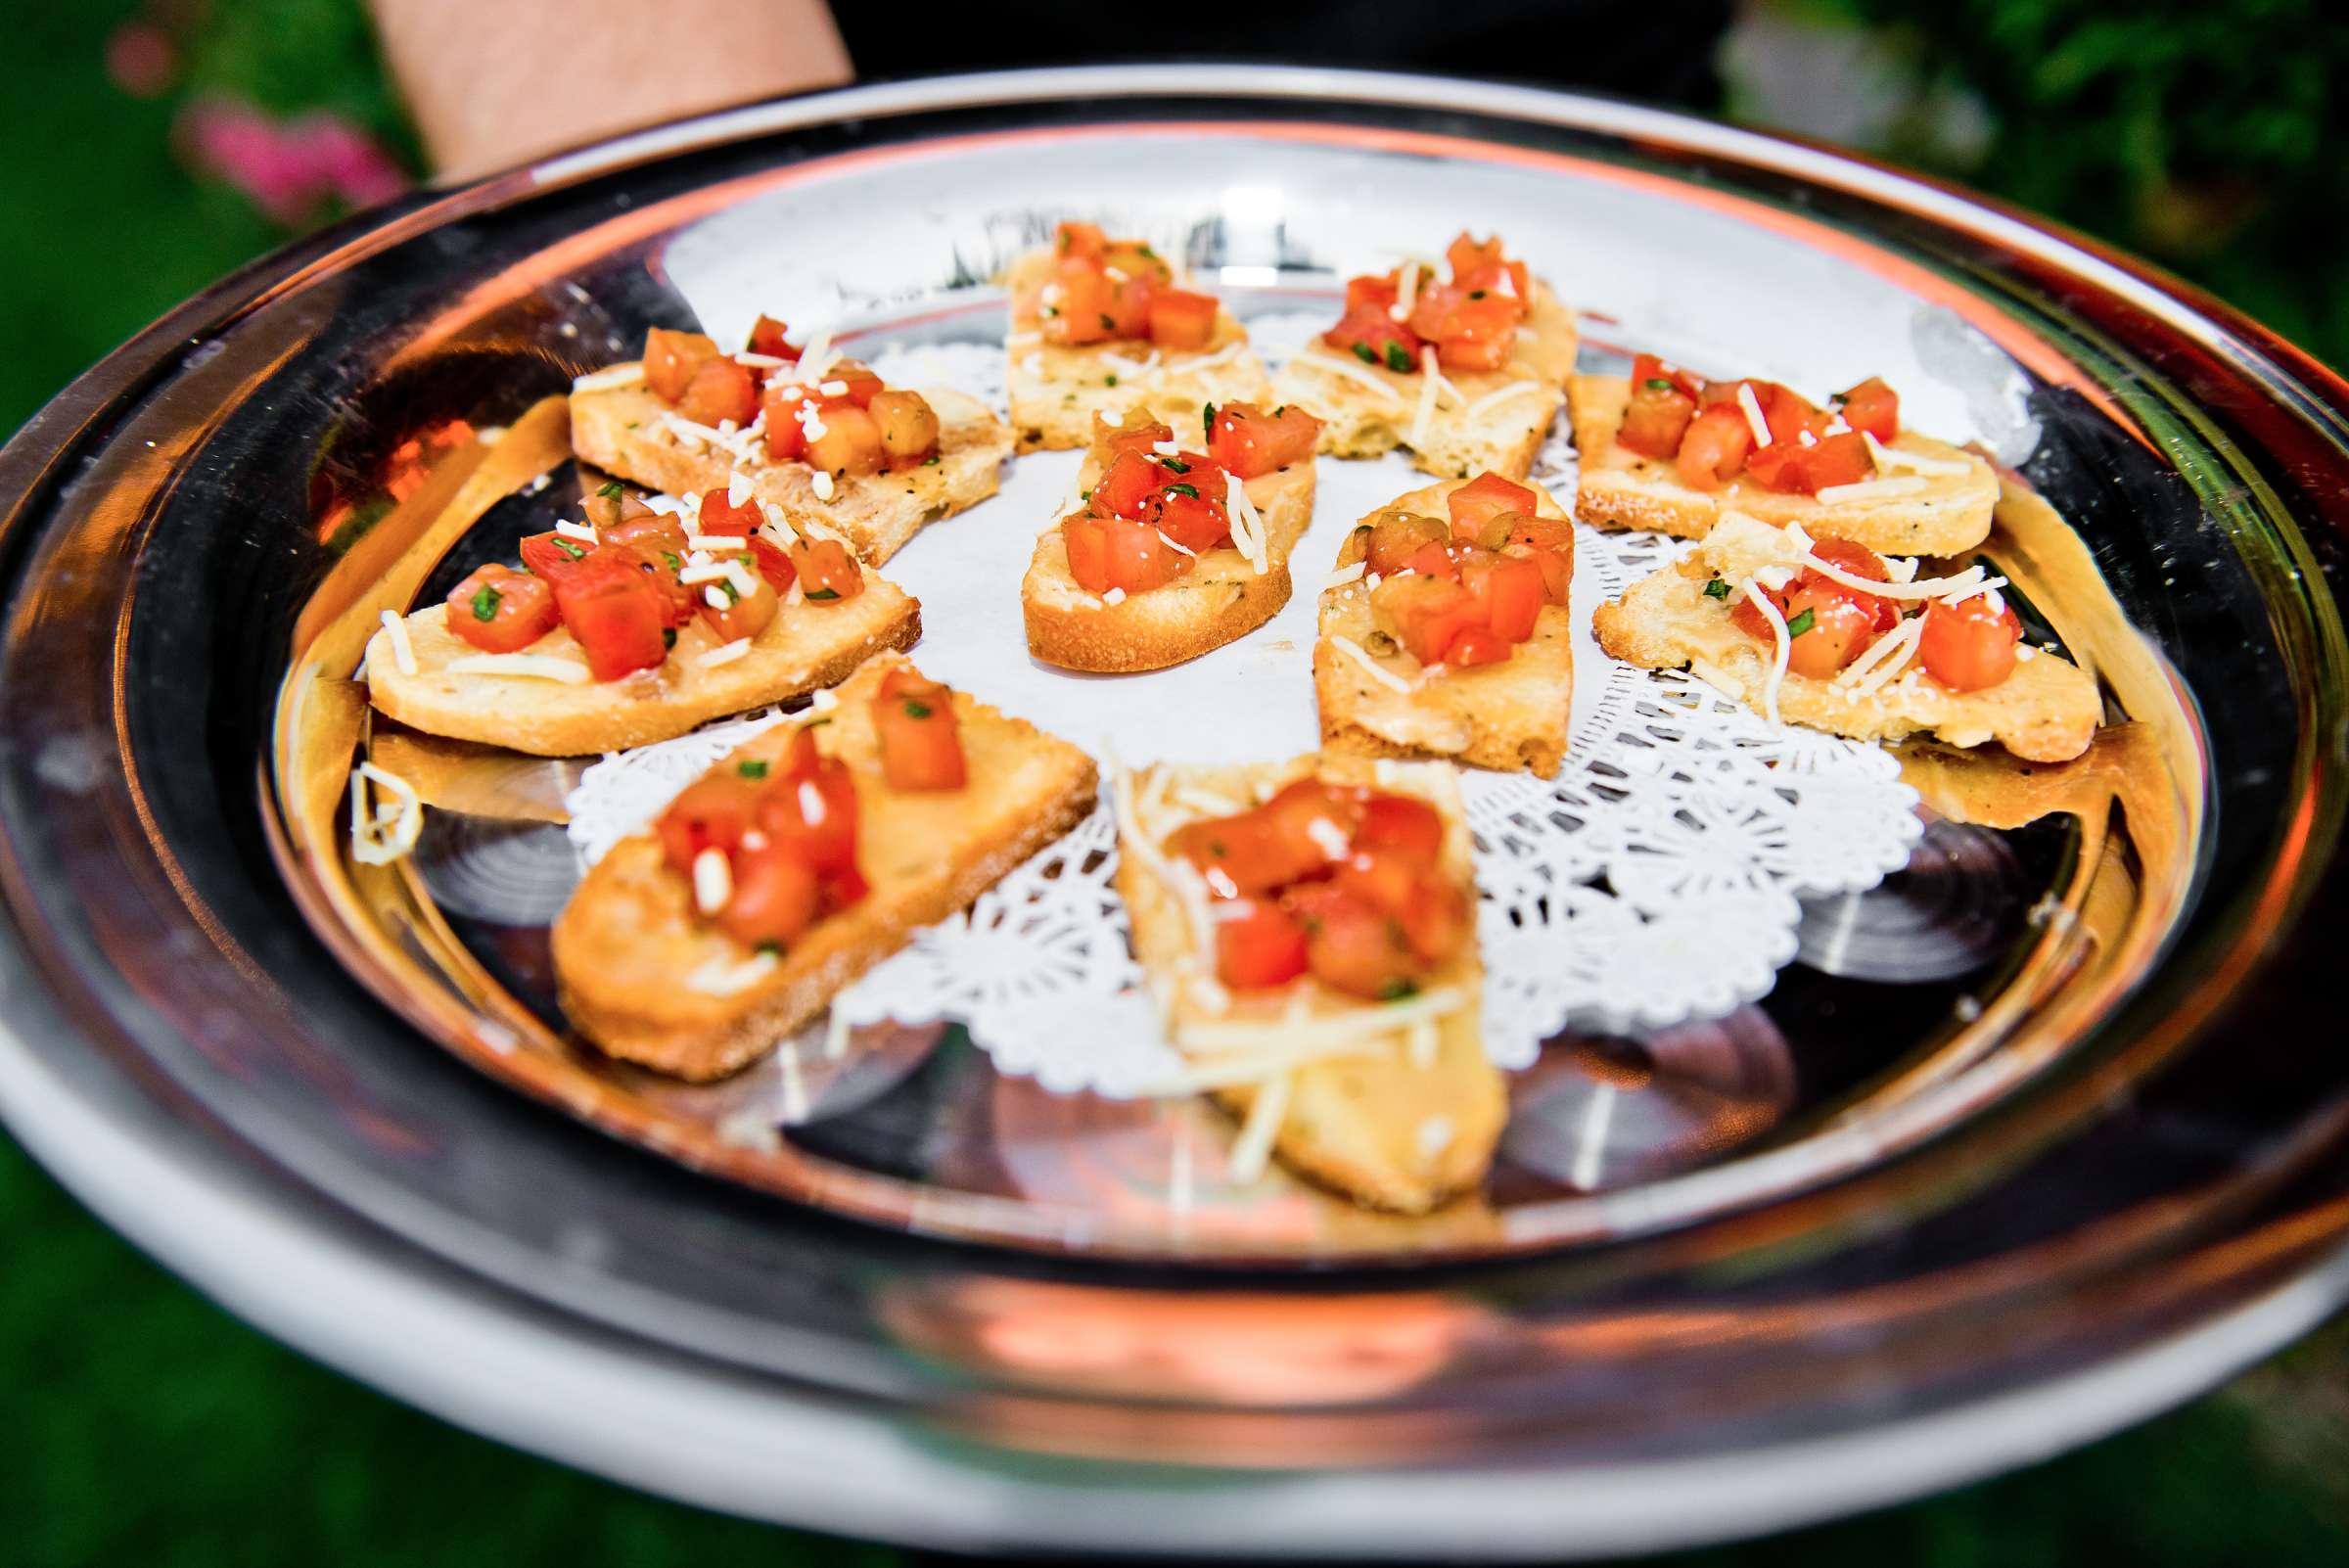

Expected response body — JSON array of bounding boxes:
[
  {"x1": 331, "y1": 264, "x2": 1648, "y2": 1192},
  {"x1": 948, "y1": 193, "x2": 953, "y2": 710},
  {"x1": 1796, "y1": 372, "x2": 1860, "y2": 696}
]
[
  {"x1": 1591, "y1": 526, "x2": 2100, "y2": 763},
  {"x1": 1313, "y1": 477, "x2": 1575, "y2": 775},
  {"x1": 1269, "y1": 283, "x2": 1578, "y2": 482},
  {"x1": 1572, "y1": 374, "x2": 1999, "y2": 556},
  {"x1": 1113, "y1": 754, "x2": 1503, "y2": 1213},
  {"x1": 1023, "y1": 455, "x2": 1317, "y2": 673},
  {"x1": 364, "y1": 576, "x2": 921, "y2": 758},
  {"x1": 570, "y1": 378, "x2": 1008, "y2": 565},
  {"x1": 1003, "y1": 250, "x2": 1274, "y2": 452},
  {"x1": 552, "y1": 655, "x2": 1098, "y2": 1080}
]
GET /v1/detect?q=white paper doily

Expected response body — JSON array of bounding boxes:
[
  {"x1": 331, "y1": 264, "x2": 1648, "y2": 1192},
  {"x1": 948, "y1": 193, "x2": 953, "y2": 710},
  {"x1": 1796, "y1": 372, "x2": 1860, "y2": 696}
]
[{"x1": 560, "y1": 323, "x2": 1922, "y2": 1096}]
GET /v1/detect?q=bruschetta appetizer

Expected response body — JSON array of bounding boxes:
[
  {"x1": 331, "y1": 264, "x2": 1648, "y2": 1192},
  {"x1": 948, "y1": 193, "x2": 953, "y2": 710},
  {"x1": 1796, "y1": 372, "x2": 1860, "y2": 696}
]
[
  {"x1": 552, "y1": 655, "x2": 1098, "y2": 1080},
  {"x1": 1313, "y1": 472, "x2": 1576, "y2": 775},
  {"x1": 570, "y1": 318, "x2": 1011, "y2": 565},
  {"x1": 1574, "y1": 354, "x2": 1998, "y2": 556},
  {"x1": 1592, "y1": 511, "x2": 2100, "y2": 761},
  {"x1": 363, "y1": 483, "x2": 920, "y2": 756},
  {"x1": 1271, "y1": 233, "x2": 1578, "y2": 482},
  {"x1": 1023, "y1": 403, "x2": 1321, "y2": 672},
  {"x1": 1004, "y1": 222, "x2": 1275, "y2": 452},
  {"x1": 1114, "y1": 752, "x2": 1503, "y2": 1213}
]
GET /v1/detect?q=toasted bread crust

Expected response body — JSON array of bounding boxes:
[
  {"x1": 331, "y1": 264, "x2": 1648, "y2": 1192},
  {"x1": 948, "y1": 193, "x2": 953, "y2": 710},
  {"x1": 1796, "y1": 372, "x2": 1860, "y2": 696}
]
[
  {"x1": 1313, "y1": 477, "x2": 1575, "y2": 775},
  {"x1": 1269, "y1": 283, "x2": 1578, "y2": 482},
  {"x1": 1113, "y1": 754, "x2": 1504, "y2": 1212},
  {"x1": 1571, "y1": 375, "x2": 2000, "y2": 556},
  {"x1": 1003, "y1": 250, "x2": 1273, "y2": 452},
  {"x1": 364, "y1": 585, "x2": 921, "y2": 757},
  {"x1": 570, "y1": 381, "x2": 1009, "y2": 565},
  {"x1": 551, "y1": 656, "x2": 1098, "y2": 1080},
  {"x1": 1592, "y1": 557, "x2": 2100, "y2": 762},
  {"x1": 1022, "y1": 461, "x2": 1317, "y2": 672}
]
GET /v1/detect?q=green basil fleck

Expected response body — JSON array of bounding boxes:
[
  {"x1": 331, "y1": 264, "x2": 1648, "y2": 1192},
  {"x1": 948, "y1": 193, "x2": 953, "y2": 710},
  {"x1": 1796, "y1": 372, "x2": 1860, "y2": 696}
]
[
  {"x1": 806, "y1": 586, "x2": 840, "y2": 601},
  {"x1": 1098, "y1": 312, "x2": 1117, "y2": 332},
  {"x1": 805, "y1": 715, "x2": 832, "y2": 727},
  {"x1": 1351, "y1": 342, "x2": 1378, "y2": 365},
  {"x1": 902, "y1": 699, "x2": 933, "y2": 719},
  {"x1": 1163, "y1": 482, "x2": 1200, "y2": 499},
  {"x1": 1702, "y1": 577, "x2": 1730, "y2": 600},
  {"x1": 1644, "y1": 378, "x2": 1677, "y2": 392},
  {"x1": 1272, "y1": 404, "x2": 1285, "y2": 417},
  {"x1": 1202, "y1": 401, "x2": 1217, "y2": 439},
  {"x1": 1469, "y1": 289, "x2": 1488, "y2": 300},
  {"x1": 470, "y1": 585, "x2": 501, "y2": 622},
  {"x1": 756, "y1": 941, "x2": 782, "y2": 957},
  {"x1": 554, "y1": 537, "x2": 585, "y2": 560},
  {"x1": 661, "y1": 627, "x2": 676, "y2": 649},
  {"x1": 1157, "y1": 455, "x2": 1190, "y2": 473},
  {"x1": 661, "y1": 550, "x2": 682, "y2": 572},
  {"x1": 737, "y1": 760, "x2": 769, "y2": 779},
  {"x1": 923, "y1": 454, "x2": 940, "y2": 465},
  {"x1": 596, "y1": 480, "x2": 623, "y2": 500},
  {"x1": 1785, "y1": 607, "x2": 1817, "y2": 637},
  {"x1": 1103, "y1": 374, "x2": 1118, "y2": 387},
  {"x1": 1379, "y1": 977, "x2": 1419, "y2": 1002},
  {"x1": 1384, "y1": 342, "x2": 1413, "y2": 373}
]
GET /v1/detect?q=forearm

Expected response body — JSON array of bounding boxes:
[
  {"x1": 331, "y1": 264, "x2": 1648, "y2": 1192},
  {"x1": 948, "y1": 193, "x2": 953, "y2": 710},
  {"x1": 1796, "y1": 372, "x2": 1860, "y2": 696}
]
[{"x1": 371, "y1": 0, "x2": 852, "y2": 178}]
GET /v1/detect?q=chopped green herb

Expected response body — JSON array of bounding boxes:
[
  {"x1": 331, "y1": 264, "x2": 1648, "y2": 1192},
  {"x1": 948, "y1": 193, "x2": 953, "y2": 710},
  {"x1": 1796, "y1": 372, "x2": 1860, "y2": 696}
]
[
  {"x1": 1469, "y1": 289, "x2": 1488, "y2": 300},
  {"x1": 804, "y1": 715, "x2": 833, "y2": 727},
  {"x1": 1351, "y1": 342, "x2": 1379, "y2": 365},
  {"x1": 806, "y1": 586, "x2": 841, "y2": 601},
  {"x1": 1163, "y1": 482, "x2": 1200, "y2": 499},
  {"x1": 622, "y1": 420, "x2": 640, "y2": 431},
  {"x1": 1272, "y1": 404, "x2": 1286, "y2": 417},
  {"x1": 1202, "y1": 401, "x2": 1217, "y2": 438},
  {"x1": 1702, "y1": 577, "x2": 1731, "y2": 600},
  {"x1": 1098, "y1": 312, "x2": 1117, "y2": 332},
  {"x1": 1379, "y1": 978, "x2": 1419, "y2": 1002},
  {"x1": 902, "y1": 699, "x2": 933, "y2": 719},
  {"x1": 756, "y1": 941, "x2": 782, "y2": 957},
  {"x1": 1785, "y1": 607, "x2": 1817, "y2": 637},
  {"x1": 661, "y1": 627, "x2": 676, "y2": 650},
  {"x1": 1136, "y1": 243, "x2": 1156, "y2": 258},
  {"x1": 1383, "y1": 342, "x2": 1413, "y2": 373},
  {"x1": 596, "y1": 480, "x2": 623, "y2": 500},
  {"x1": 470, "y1": 585, "x2": 501, "y2": 622},
  {"x1": 1643, "y1": 378, "x2": 1677, "y2": 392},
  {"x1": 661, "y1": 550, "x2": 682, "y2": 573},
  {"x1": 737, "y1": 760, "x2": 769, "y2": 778},
  {"x1": 1157, "y1": 454, "x2": 1191, "y2": 474},
  {"x1": 922, "y1": 454, "x2": 940, "y2": 466},
  {"x1": 716, "y1": 580, "x2": 740, "y2": 605},
  {"x1": 1043, "y1": 305, "x2": 1059, "y2": 318},
  {"x1": 1103, "y1": 374, "x2": 1118, "y2": 387},
  {"x1": 554, "y1": 537, "x2": 585, "y2": 560}
]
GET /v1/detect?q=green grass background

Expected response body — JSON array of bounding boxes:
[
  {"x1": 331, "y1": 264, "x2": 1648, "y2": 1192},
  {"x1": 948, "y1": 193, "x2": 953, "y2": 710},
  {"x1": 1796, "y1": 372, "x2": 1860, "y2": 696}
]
[{"x1": 4, "y1": 2, "x2": 2346, "y2": 1562}]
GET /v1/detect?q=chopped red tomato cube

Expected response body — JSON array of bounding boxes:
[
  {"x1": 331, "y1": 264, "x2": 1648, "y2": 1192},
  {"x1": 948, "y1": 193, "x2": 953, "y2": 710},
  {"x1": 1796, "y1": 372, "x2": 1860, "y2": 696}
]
[
  {"x1": 1214, "y1": 899, "x2": 1312, "y2": 990},
  {"x1": 1920, "y1": 593, "x2": 2023, "y2": 691},
  {"x1": 1089, "y1": 451, "x2": 1165, "y2": 520},
  {"x1": 868, "y1": 390, "x2": 940, "y2": 467},
  {"x1": 1619, "y1": 354, "x2": 1701, "y2": 460},
  {"x1": 1676, "y1": 403, "x2": 1754, "y2": 489},
  {"x1": 1151, "y1": 479, "x2": 1230, "y2": 554},
  {"x1": 551, "y1": 549, "x2": 670, "y2": 680},
  {"x1": 1054, "y1": 220, "x2": 1107, "y2": 260},
  {"x1": 1463, "y1": 554, "x2": 1544, "y2": 643},
  {"x1": 823, "y1": 362, "x2": 884, "y2": 408},
  {"x1": 1375, "y1": 574, "x2": 1483, "y2": 667},
  {"x1": 1147, "y1": 289, "x2": 1220, "y2": 351},
  {"x1": 519, "y1": 530, "x2": 596, "y2": 582},
  {"x1": 1206, "y1": 401, "x2": 1320, "y2": 479},
  {"x1": 787, "y1": 538, "x2": 863, "y2": 603},
  {"x1": 760, "y1": 381, "x2": 810, "y2": 463},
  {"x1": 677, "y1": 356, "x2": 759, "y2": 429},
  {"x1": 1361, "y1": 512, "x2": 1449, "y2": 577},
  {"x1": 643, "y1": 328, "x2": 719, "y2": 402},
  {"x1": 656, "y1": 772, "x2": 762, "y2": 876},
  {"x1": 444, "y1": 564, "x2": 559, "y2": 654},
  {"x1": 1835, "y1": 377, "x2": 1900, "y2": 442},
  {"x1": 749, "y1": 535, "x2": 796, "y2": 595},
  {"x1": 1448, "y1": 473, "x2": 1539, "y2": 539},
  {"x1": 1286, "y1": 884, "x2": 1419, "y2": 1000},
  {"x1": 872, "y1": 668, "x2": 965, "y2": 792},
  {"x1": 746, "y1": 315, "x2": 798, "y2": 361},
  {"x1": 1321, "y1": 302, "x2": 1422, "y2": 368},
  {"x1": 696, "y1": 573, "x2": 778, "y2": 645},
  {"x1": 806, "y1": 402, "x2": 885, "y2": 479},
  {"x1": 716, "y1": 840, "x2": 821, "y2": 949},
  {"x1": 1356, "y1": 793, "x2": 1445, "y2": 867},
  {"x1": 697, "y1": 485, "x2": 760, "y2": 536},
  {"x1": 1442, "y1": 625, "x2": 1512, "y2": 668}
]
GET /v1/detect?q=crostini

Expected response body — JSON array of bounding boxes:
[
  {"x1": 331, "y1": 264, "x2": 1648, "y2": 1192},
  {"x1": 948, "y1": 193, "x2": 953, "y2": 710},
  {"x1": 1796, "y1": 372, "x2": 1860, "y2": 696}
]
[
  {"x1": 1313, "y1": 471, "x2": 1576, "y2": 775},
  {"x1": 570, "y1": 318, "x2": 1011, "y2": 565},
  {"x1": 1004, "y1": 222, "x2": 1275, "y2": 452},
  {"x1": 1271, "y1": 233, "x2": 1578, "y2": 482},
  {"x1": 1023, "y1": 403, "x2": 1321, "y2": 672},
  {"x1": 552, "y1": 655, "x2": 1098, "y2": 1080},
  {"x1": 1592, "y1": 510, "x2": 2100, "y2": 761},
  {"x1": 1574, "y1": 353, "x2": 1998, "y2": 556},
  {"x1": 1113, "y1": 752, "x2": 1503, "y2": 1213},
  {"x1": 363, "y1": 483, "x2": 920, "y2": 756}
]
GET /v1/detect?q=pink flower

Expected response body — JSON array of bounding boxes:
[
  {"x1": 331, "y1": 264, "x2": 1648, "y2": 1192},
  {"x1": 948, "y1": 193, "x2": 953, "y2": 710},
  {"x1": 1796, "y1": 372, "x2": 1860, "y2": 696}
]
[{"x1": 178, "y1": 96, "x2": 409, "y2": 225}]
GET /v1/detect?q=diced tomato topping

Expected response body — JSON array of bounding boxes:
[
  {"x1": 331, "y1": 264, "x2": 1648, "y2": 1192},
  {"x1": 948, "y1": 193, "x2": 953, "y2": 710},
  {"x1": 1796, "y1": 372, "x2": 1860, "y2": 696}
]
[
  {"x1": 677, "y1": 356, "x2": 759, "y2": 429},
  {"x1": 1835, "y1": 377, "x2": 1900, "y2": 442},
  {"x1": 1334, "y1": 848, "x2": 1469, "y2": 967},
  {"x1": 1445, "y1": 232, "x2": 1530, "y2": 303},
  {"x1": 1360, "y1": 511, "x2": 1449, "y2": 577},
  {"x1": 1619, "y1": 354, "x2": 1701, "y2": 459},
  {"x1": 697, "y1": 572, "x2": 778, "y2": 645},
  {"x1": 1054, "y1": 220, "x2": 1107, "y2": 260},
  {"x1": 1356, "y1": 793, "x2": 1445, "y2": 867},
  {"x1": 1321, "y1": 301, "x2": 1423, "y2": 370},
  {"x1": 1919, "y1": 593, "x2": 2023, "y2": 691},
  {"x1": 1345, "y1": 274, "x2": 1400, "y2": 314},
  {"x1": 1206, "y1": 401, "x2": 1320, "y2": 479},
  {"x1": 1404, "y1": 540, "x2": 1459, "y2": 581},
  {"x1": 746, "y1": 315, "x2": 798, "y2": 361},
  {"x1": 1463, "y1": 554, "x2": 1544, "y2": 643},
  {"x1": 1148, "y1": 289, "x2": 1220, "y2": 351},
  {"x1": 656, "y1": 772, "x2": 762, "y2": 876},
  {"x1": 1374, "y1": 574, "x2": 1485, "y2": 667},
  {"x1": 787, "y1": 538, "x2": 863, "y2": 603},
  {"x1": 551, "y1": 548, "x2": 670, "y2": 680},
  {"x1": 582, "y1": 484, "x2": 653, "y2": 531},
  {"x1": 1781, "y1": 582, "x2": 1880, "y2": 677},
  {"x1": 806, "y1": 402, "x2": 886, "y2": 479},
  {"x1": 697, "y1": 485, "x2": 760, "y2": 536},
  {"x1": 1677, "y1": 402, "x2": 1754, "y2": 489},
  {"x1": 821, "y1": 362, "x2": 884, "y2": 408},
  {"x1": 1443, "y1": 625, "x2": 1512, "y2": 667},
  {"x1": 1409, "y1": 284, "x2": 1522, "y2": 372},
  {"x1": 1214, "y1": 899, "x2": 1311, "y2": 991},
  {"x1": 1808, "y1": 537, "x2": 1900, "y2": 633},
  {"x1": 756, "y1": 729, "x2": 860, "y2": 885},
  {"x1": 1061, "y1": 514, "x2": 1111, "y2": 595},
  {"x1": 602, "y1": 513, "x2": 686, "y2": 560},
  {"x1": 871, "y1": 668, "x2": 966, "y2": 792},
  {"x1": 1152, "y1": 484, "x2": 1230, "y2": 554},
  {"x1": 1286, "y1": 884, "x2": 1420, "y2": 1001},
  {"x1": 760, "y1": 380, "x2": 810, "y2": 463},
  {"x1": 613, "y1": 534, "x2": 697, "y2": 629},
  {"x1": 519, "y1": 529, "x2": 596, "y2": 582},
  {"x1": 749, "y1": 534, "x2": 796, "y2": 595},
  {"x1": 1096, "y1": 412, "x2": 1174, "y2": 464},
  {"x1": 1090, "y1": 450, "x2": 1167, "y2": 520},
  {"x1": 643, "y1": 328, "x2": 719, "y2": 402},
  {"x1": 444, "y1": 564, "x2": 559, "y2": 655},
  {"x1": 1746, "y1": 429, "x2": 1873, "y2": 495},
  {"x1": 1084, "y1": 448, "x2": 1230, "y2": 557},
  {"x1": 868, "y1": 390, "x2": 941, "y2": 467},
  {"x1": 1102, "y1": 514, "x2": 1189, "y2": 592},
  {"x1": 715, "y1": 839, "x2": 821, "y2": 949},
  {"x1": 1448, "y1": 473, "x2": 1539, "y2": 539}
]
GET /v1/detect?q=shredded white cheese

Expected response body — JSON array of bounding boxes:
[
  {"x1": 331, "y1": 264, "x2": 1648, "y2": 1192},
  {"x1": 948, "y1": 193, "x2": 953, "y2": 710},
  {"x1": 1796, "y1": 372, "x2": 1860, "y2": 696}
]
[
  {"x1": 1154, "y1": 530, "x2": 1196, "y2": 558},
  {"x1": 1864, "y1": 433, "x2": 1974, "y2": 477},
  {"x1": 1323, "y1": 560, "x2": 1366, "y2": 592},
  {"x1": 1102, "y1": 586, "x2": 1128, "y2": 605},
  {"x1": 1814, "y1": 476, "x2": 1929, "y2": 505},
  {"x1": 1223, "y1": 471, "x2": 1269, "y2": 575},
  {"x1": 684, "y1": 951, "x2": 776, "y2": 995},
  {"x1": 692, "y1": 848, "x2": 732, "y2": 914},
  {"x1": 377, "y1": 610, "x2": 416, "y2": 676},
  {"x1": 677, "y1": 561, "x2": 736, "y2": 585},
  {"x1": 1740, "y1": 581, "x2": 1793, "y2": 725},
  {"x1": 1460, "y1": 380, "x2": 1544, "y2": 422},
  {"x1": 684, "y1": 532, "x2": 748, "y2": 553},
  {"x1": 1408, "y1": 347, "x2": 1446, "y2": 448},
  {"x1": 810, "y1": 471, "x2": 836, "y2": 501},
  {"x1": 1833, "y1": 613, "x2": 1924, "y2": 696},
  {"x1": 722, "y1": 560, "x2": 759, "y2": 600},
  {"x1": 1224, "y1": 1071, "x2": 1292, "y2": 1183},
  {"x1": 1328, "y1": 634, "x2": 1416, "y2": 694},
  {"x1": 797, "y1": 328, "x2": 837, "y2": 381},
  {"x1": 1174, "y1": 985, "x2": 1468, "y2": 1056},
  {"x1": 1173, "y1": 339, "x2": 1249, "y2": 376},
  {"x1": 1736, "y1": 383, "x2": 1774, "y2": 448},
  {"x1": 697, "y1": 637, "x2": 752, "y2": 669},
  {"x1": 443, "y1": 652, "x2": 591, "y2": 683},
  {"x1": 733, "y1": 351, "x2": 788, "y2": 369},
  {"x1": 347, "y1": 761, "x2": 421, "y2": 865},
  {"x1": 554, "y1": 519, "x2": 599, "y2": 542},
  {"x1": 571, "y1": 363, "x2": 646, "y2": 392}
]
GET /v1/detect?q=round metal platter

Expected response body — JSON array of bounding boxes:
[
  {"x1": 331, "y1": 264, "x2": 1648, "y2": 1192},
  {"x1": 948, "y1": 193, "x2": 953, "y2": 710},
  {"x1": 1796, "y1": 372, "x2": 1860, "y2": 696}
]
[{"x1": 1, "y1": 67, "x2": 2346, "y2": 1558}]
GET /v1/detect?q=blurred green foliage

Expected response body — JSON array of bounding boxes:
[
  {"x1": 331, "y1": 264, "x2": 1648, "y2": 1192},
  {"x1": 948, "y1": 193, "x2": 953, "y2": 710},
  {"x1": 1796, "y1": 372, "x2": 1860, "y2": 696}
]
[{"x1": 1836, "y1": 0, "x2": 2349, "y2": 366}]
